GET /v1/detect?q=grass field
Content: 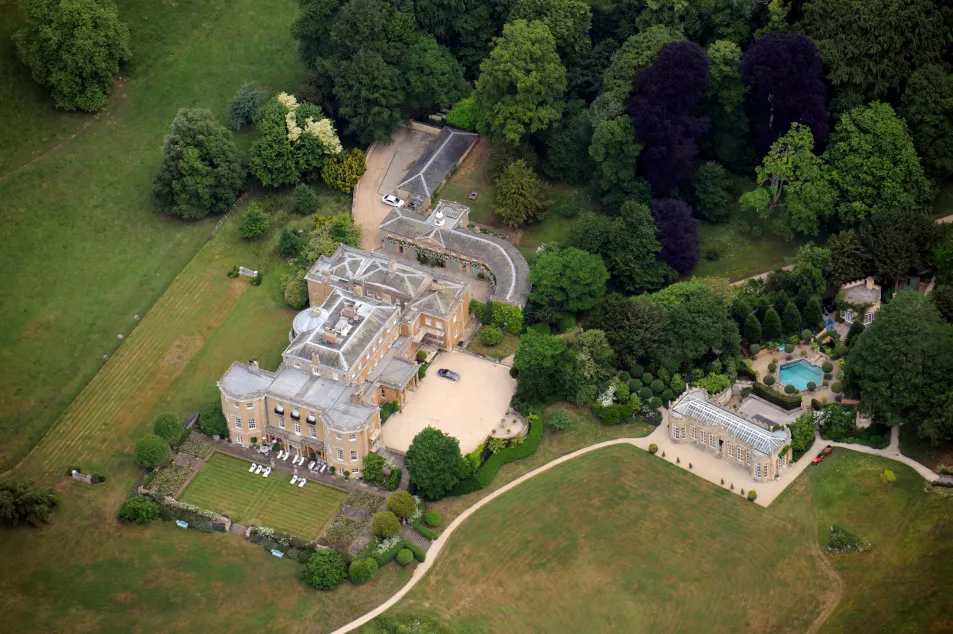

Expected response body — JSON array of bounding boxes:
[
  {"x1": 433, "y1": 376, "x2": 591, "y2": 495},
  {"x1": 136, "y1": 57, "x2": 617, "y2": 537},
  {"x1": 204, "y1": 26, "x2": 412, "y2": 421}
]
[
  {"x1": 180, "y1": 453, "x2": 347, "y2": 538},
  {"x1": 368, "y1": 447, "x2": 953, "y2": 633},
  {"x1": 0, "y1": 0, "x2": 310, "y2": 473},
  {"x1": 466, "y1": 328, "x2": 520, "y2": 360}
]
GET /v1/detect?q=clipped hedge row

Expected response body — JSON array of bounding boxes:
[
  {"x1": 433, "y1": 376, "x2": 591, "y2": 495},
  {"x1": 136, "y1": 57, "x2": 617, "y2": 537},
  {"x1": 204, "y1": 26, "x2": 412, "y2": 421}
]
[
  {"x1": 412, "y1": 518, "x2": 439, "y2": 540},
  {"x1": 752, "y1": 382, "x2": 802, "y2": 411},
  {"x1": 449, "y1": 407, "x2": 543, "y2": 496},
  {"x1": 375, "y1": 539, "x2": 426, "y2": 566}
]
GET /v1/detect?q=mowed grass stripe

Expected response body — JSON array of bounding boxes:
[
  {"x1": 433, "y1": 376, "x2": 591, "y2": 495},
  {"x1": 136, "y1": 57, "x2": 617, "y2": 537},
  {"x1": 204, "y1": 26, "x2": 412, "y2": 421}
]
[{"x1": 179, "y1": 453, "x2": 347, "y2": 538}]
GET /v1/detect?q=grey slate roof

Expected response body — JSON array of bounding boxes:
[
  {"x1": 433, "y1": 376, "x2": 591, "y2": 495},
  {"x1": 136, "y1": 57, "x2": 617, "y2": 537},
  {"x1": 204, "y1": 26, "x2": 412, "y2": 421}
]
[
  {"x1": 306, "y1": 245, "x2": 431, "y2": 299},
  {"x1": 219, "y1": 362, "x2": 377, "y2": 431},
  {"x1": 672, "y1": 393, "x2": 789, "y2": 457},
  {"x1": 380, "y1": 202, "x2": 531, "y2": 306},
  {"x1": 284, "y1": 288, "x2": 398, "y2": 372},
  {"x1": 397, "y1": 127, "x2": 479, "y2": 198}
]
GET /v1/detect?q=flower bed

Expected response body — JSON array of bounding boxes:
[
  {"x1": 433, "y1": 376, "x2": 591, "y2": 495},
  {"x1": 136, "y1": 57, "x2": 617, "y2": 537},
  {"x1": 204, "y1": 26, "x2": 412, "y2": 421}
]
[
  {"x1": 318, "y1": 514, "x2": 365, "y2": 549},
  {"x1": 150, "y1": 464, "x2": 192, "y2": 497},
  {"x1": 179, "y1": 436, "x2": 214, "y2": 459},
  {"x1": 345, "y1": 489, "x2": 384, "y2": 513}
]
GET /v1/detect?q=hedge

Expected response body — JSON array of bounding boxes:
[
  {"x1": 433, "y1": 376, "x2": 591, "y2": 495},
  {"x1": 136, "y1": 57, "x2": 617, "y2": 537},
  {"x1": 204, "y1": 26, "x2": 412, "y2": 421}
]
[
  {"x1": 375, "y1": 539, "x2": 426, "y2": 566},
  {"x1": 449, "y1": 407, "x2": 543, "y2": 495},
  {"x1": 412, "y1": 518, "x2": 439, "y2": 540},
  {"x1": 396, "y1": 548, "x2": 414, "y2": 565},
  {"x1": 752, "y1": 382, "x2": 802, "y2": 410},
  {"x1": 736, "y1": 364, "x2": 757, "y2": 380}
]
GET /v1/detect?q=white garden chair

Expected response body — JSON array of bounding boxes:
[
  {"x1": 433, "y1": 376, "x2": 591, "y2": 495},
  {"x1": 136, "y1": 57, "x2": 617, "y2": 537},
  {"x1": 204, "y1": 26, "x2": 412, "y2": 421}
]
[
  {"x1": 298, "y1": 478, "x2": 307, "y2": 488},
  {"x1": 291, "y1": 475, "x2": 298, "y2": 484},
  {"x1": 255, "y1": 464, "x2": 264, "y2": 474},
  {"x1": 308, "y1": 460, "x2": 316, "y2": 470},
  {"x1": 263, "y1": 467, "x2": 271, "y2": 477},
  {"x1": 248, "y1": 462, "x2": 257, "y2": 473}
]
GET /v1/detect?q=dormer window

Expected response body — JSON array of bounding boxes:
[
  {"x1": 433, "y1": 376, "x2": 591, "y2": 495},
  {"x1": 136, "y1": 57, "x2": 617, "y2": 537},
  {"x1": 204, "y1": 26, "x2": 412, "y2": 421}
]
[{"x1": 307, "y1": 412, "x2": 316, "y2": 423}]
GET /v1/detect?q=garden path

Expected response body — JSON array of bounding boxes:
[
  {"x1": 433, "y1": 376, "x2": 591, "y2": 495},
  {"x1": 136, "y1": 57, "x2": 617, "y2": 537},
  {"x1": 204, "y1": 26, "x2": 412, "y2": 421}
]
[{"x1": 826, "y1": 425, "x2": 940, "y2": 481}]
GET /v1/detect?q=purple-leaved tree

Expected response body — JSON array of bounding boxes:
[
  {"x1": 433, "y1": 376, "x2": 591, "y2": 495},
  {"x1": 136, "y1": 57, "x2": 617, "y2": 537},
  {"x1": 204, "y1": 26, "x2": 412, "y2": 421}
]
[
  {"x1": 627, "y1": 42, "x2": 710, "y2": 197},
  {"x1": 651, "y1": 198, "x2": 699, "y2": 275},
  {"x1": 741, "y1": 33, "x2": 828, "y2": 154}
]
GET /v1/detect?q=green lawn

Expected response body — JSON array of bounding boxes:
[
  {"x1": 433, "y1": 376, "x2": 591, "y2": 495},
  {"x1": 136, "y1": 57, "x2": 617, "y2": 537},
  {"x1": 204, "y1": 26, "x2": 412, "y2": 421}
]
[
  {"x1": 369, "y1": 446, "x2": 953, "y2": 633},
  {"x1": 466, "y1": 328, "x2": 520, "y2": 360},
  {"x1": 0, "y1": 0, "x2": 310, "y2": 473},
  {"x1": 180, "y1": 453, "x2": 347, "y2": 538}
]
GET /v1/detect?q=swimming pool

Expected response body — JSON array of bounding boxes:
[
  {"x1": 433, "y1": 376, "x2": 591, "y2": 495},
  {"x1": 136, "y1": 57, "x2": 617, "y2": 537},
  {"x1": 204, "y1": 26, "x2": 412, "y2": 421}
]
[{"x1": 778, "y1": 359, "x2": 822, "y2": 390}]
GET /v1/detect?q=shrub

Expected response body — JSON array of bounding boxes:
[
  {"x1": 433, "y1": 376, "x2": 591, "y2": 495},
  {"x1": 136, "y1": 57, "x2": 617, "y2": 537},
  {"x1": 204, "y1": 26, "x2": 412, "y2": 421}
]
[
  {"x1": 480, "y1": 326, "x2": 503, "y2": 346},
  {"x1": 630, "y1": 364, "x2": 645, "y2": 378},
  {"x1": 152, "y1": 413, "x2": 181, "y2": 446},
  {"x1": 348, "y1": 557, "x2": 378, "y2": 585},
  {"x1": 301, "y1": 550, "x2": 348, "y2": 591},
  {"x1": 321, "y1": 148, "x2": 366, "y2": 193},
  {"x1": 638, "y1": 387, "x2": 653, "y2": 400},
  {"x1": 811, "y1": 398, "x2": 822, "y2": 411},
  {"x1": 661, "y1": 389, "x2": 674, "y2": 403},
  {"x1": 135, "y1": 434, "x2": 172, "y2": 469},
  {"x1": 784, "y1": 343, "x2": 795, "y2": 353},
  {"x1": 648, "y1": 443, "x2": 658, "y2": 454},
  {"x1": 238, "y1": 204, "x2": 270, "y2": 239},
  {"x1": 197, "y1": 404, "x2": 228, "y2": 437},
  {"x1": 749, "y1": 344, "x2": 761, "y2": 355},
  {"x1": 784, "y1": 384, "x2": 796, "y2": 394},
  {"x1": 627, "y1": 379, "x2": 641, "y2": 393},
  {"x1": 768, "y1": 362, "x2": 777, "y2": 372},
  {"x1": 396, "y1": 548, "x2": 414, "y2": 565},
  {"x1": 835, "y1": 344, "x2": 848, "y2": 358},
  {"x1": 649, "y1": 396, "x2": 663, "y2": 409},
  {"x1": 117, "y1": 496, "x2": 158, "y2": 524},
  {"x1": 807, "y1": 381, "x2": 817, "y2": 391},
  {"x1": 226, "y1": 82, "x2": 266, "y2": 130},
  {"x1": 509, "y1": 366, "x2": 519, "y2": 378},
  {"x1": 752, "y1": 382, "x2": 802, "y2": 410},
  {"x1": 363, "y1": 454, "x2": 385, "y2": 484},
  {"x1": 880, "y1": 469, "x2": 896, "y2": 484},
  {"x1": 747, "y1": 490, "x2": 757, "y2": 502},
  {"x1": 619, "y1": 371, "x2": 631, "y2": 382},
  {"x1": 93, "y1": 472, "x2": 107, "y2": 483},
  {"x1": 547, "y1": 408, "x2": 572, "y2": 431},
  {"x1": 763, "y1": 375, "x2": 776, "y2": 386},
  {"x1": 292, "y1": 184, "x2": 320, "y2": 214},
  {"x1": 386, "y1": 490, "x2": 416, "y2": 519},
  {"x1": 595, "y1": 403, "x2": 631, "y2": 425},
  {"x1": 827, "y1": 524, "x2": 869, "y2": 552},
  {"x1": 424, "y1": 510, "x2": 442, "y2": 527},
  {"x1": 385, "y1": 468, "x2": 402, "y2": 491},
  {"x1": 450, "y1": 409, "x2": 544, "y2": 495},
  {"x1": 650, "y1": 379, "x2": 665, "y2": 393},
  {"x1": 831, "y1": 382, "x2": 843, "y2": 393},
  {"x1": 642, "y1": 372, "x2": 654, "y2": 384},
  {"x1": 372, "y1": 511, "x2": 401, "y2": 537},
  {"x1": 822, "y1": 361, "x2": 834, "y2": 373},
  {"x1": 800, "y1": 329, "x2": 813, "y2": 341},
  {"x1": 445, "y1": 94, "x2": 477, "y2": 131},
  {"x1": 416, "y1": 350, "x2": 427, "y2": 363}
]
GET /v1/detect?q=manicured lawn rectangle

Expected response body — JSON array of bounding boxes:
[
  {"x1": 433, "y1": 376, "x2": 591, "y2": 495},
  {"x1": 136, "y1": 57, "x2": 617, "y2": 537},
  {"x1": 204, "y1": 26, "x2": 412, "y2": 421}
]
[
  {"x1": 179, "y1": 452, "x2": 348, "y2": 539},
  {"x1": 466, "y1": 328, "x2": 520, "y2": 360}
]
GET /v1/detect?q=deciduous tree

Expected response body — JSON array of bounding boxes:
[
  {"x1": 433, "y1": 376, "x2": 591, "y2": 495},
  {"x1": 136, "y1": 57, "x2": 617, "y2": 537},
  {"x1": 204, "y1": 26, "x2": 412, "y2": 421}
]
[
  {"x1": 587, "y1": 294, "x2": 667, "y2": 368},
  {"x1": 789, "y1": 412, "x2": 815, "y2": 455},
  {"x1": 152, "y1": 109, "x2": 245, "y2": 220},
  {"x1": 653, "y1": 286, "x2": 740, "y2": 371},
  {"x1": 513, "y1": 330, "x2": 574, "y2": 401},
  {"x1": 321, "y1": 149, "x2": 366, "y2": 194},
  {"x1": 0, "y1": 479, "x2": 59, "y2": 527},
  {"x1": 823, "y1": 102, "x2": 933, "y2": 226},
  {"x1": 226, "y1": 82, "x2": 267, "y2": 131},
  {"x1": 762, "y1": 306, "x2": 782, "y2": 341},
  {"x1": 135, "y1": 434, "x2": 172, "y2": 469},
  {"x1": 405, "y1": 427, "x2": 468, "y2": 499},
  {"x1": 333, "y1": 50, "x2": 404, "y2": 144},
  {"x1": 651, "y1": 199, "x2": 699, "y2": 275},
  {"x1": 828, "y1": 230, "x2": 867, "y2": 285},
  {"x1": 529, "y1": 247, "x2": 609, "y2": 314},
  {"x1": 509, "y1": 0, "x2": 592, "y2": 60},
  {"x1": 153, "y1": 413, "x2": 181, "y2": 446},
  {"x1": 401, "y1": 36, "x2": 468, "y2": 115},
  {"x1": 900, "y1": 64, "x2": 953, "y2": 178},
  {"x1": 741, "y1": 33, "x2": 828, "y2": 153},
  {"x1": 493, "y1": 160, "x2": 549, "y2": 227},
  {"x1": 542, "y1": 100, "x2": 595, "y2": 184},
  {"x1": 301, "y1": 550, "x2": 347, "y2": 591},
  {"x1": 474, "y1": 20, "x2": 566, "y2": 143},
  {"x1": 691, "y1": 161, "x2": 733, "y2": 223},
  {"x1": 744, "y1": 312, "x2": 762, "y2": 343},
  {"x1": 701, "y1": 39, "x2": 750, "y2": 168},
  {"x1": 859, "y1": 208, "x2": 938, "y2": 286},
  {"x1": 13, "y1": 0, "x2": 131, "y2": 111}
]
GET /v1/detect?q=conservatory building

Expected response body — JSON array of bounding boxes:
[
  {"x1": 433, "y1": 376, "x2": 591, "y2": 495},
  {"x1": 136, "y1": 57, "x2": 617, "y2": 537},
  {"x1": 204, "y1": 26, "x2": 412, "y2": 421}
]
[{"x1": 669, "y1": 389, "x2": 792, "y2": 482}]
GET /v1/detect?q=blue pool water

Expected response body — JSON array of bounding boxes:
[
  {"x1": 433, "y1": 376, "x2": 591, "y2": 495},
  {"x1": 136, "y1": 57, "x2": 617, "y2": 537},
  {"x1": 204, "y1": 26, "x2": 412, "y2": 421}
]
[{"x1": 778, "y1": 359, "x2": 823, "y2": 390}]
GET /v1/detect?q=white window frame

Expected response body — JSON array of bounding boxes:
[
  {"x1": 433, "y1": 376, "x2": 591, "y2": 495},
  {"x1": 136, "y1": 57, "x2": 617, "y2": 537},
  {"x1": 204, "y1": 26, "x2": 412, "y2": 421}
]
[
  {"x1": 349, "y1": 434, "x2": 356, "y2": 442},
  {"x1": 335, "y1": 433, "x2": 342, "y2": 441},
  {"x1": 673, "y1": 426, "x2": 680, "y2": 440},
  {"x1": 246, "y1": 403, "x2": 254, "y2": 410},
  {"x1": 337, "y1": 448, "x2": 344, "y2": 461},
  {"x1": 294, "y1": 423, "x2": 301, "y2": 435},
  {"x1": 709, "y1": 433, "x2": 715, "y2": 448},
  {"x1": 756, "y1": 463, "x2": 762, "y2": 478},
  {"x1": 234, "y1": 417, "x2": 242, "y2": 429},
  {"x1": 350, "y1": 450, "x2": 358, "y2": 462},
  {"x1": 248, "y1": 419, "x2": 256, "y2": 430},
  {"x1": 310, "y1": 425, "x2": 317, "y2": 438},
  {"x1": 312, "y1": 366, "x2": 319, "y2": 376},
  {"x1": 233, "y1": 401, "x2": 239, "y2": 409},
  {"x1": 843, "y1": 310, "x2": 854, "y2": 323},
  {"x1": 424, "y1": 317, "x2": 432, "y2": 326},
  {"x1": 728, "y1": 443, "x2": 734, "y2": 458},
  {"x1": 236, "y1": 435, "x2": 243, "y2": 444},
  {"x1": 691, "y1": 425, "x2": 696, "y2": 441},
  {"x1": 436, "y1": 321, "x2": 443, "y2": 330},
  {"x1": 746, "y1": 450, "x2": 752, "y2": 465},
  {"x1": 864, "y1": 311, "x2": 873, "y2": 325},
  {"x1": 278, "y1": 417, "x2": 285, "y2": 429}
]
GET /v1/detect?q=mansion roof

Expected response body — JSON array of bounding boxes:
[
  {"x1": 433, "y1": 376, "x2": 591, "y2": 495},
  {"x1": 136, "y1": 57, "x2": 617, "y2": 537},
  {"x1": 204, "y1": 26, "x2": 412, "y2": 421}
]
[
  {"x1": 672, "y1": 392, "x2": 789, "y2": 457},
  {"x1": 218, "y1": 362, "x2": 378, "y2": 431},
  {"x1": 380, "y1": 201, "x2": 531, "y2": 306},
  {"x1": 397, "y1": 127, "x2": 479, "y2": 198}
]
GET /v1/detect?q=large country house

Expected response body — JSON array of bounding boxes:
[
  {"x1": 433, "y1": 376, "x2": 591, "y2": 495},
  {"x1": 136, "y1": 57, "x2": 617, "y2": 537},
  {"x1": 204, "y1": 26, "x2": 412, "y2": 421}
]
[{"x1": 217, "y1": 245, "x2": 471, "y2": 476}]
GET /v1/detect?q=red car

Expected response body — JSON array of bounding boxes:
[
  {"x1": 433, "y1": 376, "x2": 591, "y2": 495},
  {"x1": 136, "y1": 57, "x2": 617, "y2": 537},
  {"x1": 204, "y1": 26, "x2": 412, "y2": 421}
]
[{"x1": 812, "y1": 445, "x2": 834, "y2": 464}]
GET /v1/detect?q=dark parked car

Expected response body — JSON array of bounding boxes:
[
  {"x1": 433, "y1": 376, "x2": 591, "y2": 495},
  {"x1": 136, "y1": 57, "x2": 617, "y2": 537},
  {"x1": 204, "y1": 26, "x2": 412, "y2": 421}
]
[{"x1": 436, "y1": 368, "x2": 460, "y2": 381}]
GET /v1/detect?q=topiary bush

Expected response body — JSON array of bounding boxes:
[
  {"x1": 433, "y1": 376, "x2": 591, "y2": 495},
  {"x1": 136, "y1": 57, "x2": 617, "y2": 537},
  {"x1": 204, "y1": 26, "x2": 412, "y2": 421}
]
[
  {"x1": 811, "y1": 398, "x2": 822, "y2": 411},
  {"x1": 768, "y1": 362, "x2": 777, "y2": 372},
  {"x1": 822, "y1": 361, "x2": 834, "y2": 373},
  {"x1": 784, "y1": 343, "x2": 795, "y2": 353},
  {"x1": 386, "y1": 490, "x2": 416, "y2": 519},
  {"x1": 117, "y1": 496, "x2": 158, "y2": 524},
  {"x1": 835, "y1": 344, "x2": 848, "y2": 358},
  {"x1": 831, "y1": 382, "x2": 843, "y2": 393},
  {"x1": 480, "y1": 326, "x2": 503, "y2": 346},
  {"x1": 648, "y1": 443, "x2": 658, "y2": 454},
  {"x1": 784, "y1": 384, "x2": 796, "y2": 394},
  {"x1": 763, "y1": 375, "x2": 776, "y2": 386},
  {"x1": 661, "y1": 389, "x2": 674, "y2": 402},
  {"x1": 638, "y1": 387, "x2": 653, "y2": 400},
  {"x1": 135, "y1": 434, "x2": 173, "y2": 468},
  {"x1": 424, "y1": 510, "x2": 442, "y2": 527},
  {"x1": 416, "y1": 350, "x2": 427, "y2": 363},
  {"x1": 649, "y1": 396, "x2": 663, "y2": 409},
  {"x1": 348, "y1": 557, "x2": 378, "y2": 584},
  {"x1": 301, "y1": 550, "x2": 347, "y2": 591},
  {"x1": 650, "y1": 379, "x2": 665, "y2": 393},
  {"x1": 385, "y1": 468, "x2": 402, "y2": 491},
  {"x1": 806, "y1": 381, "x2": 817, "y2": 391},
  {"x1": 749, "y1": 343, "x2": 761, "y2": 355},
  {"x1": 800, "y1": 329, "x2": 813, "y2": 341},
  {"x1": 628, "y1": 379, "x2": 642, "y2": 392},
  {"x1": 641, "y1": 372, "x2": 654, "y2": 384},
  {"x1": 152, "y1": 413, "x2": 181, "y2": 446},
  {"x1": 629, "y1": 364, "x2": 645, "y2": 378},
  {"x1": 396, "y1": 548, "x2": 414, "y2": 565},
  {"x1": 619, "y1": 371, "x2": 631, "y2": 382},
  {"x1": 197, "y1": 404, "x2": 229, "y2": 437},
  {"x1": 747, "y1": 490, "x2": 757, "y2": 502},
  {"x1": 547, "y1": 408, "x2": 572, "y2": 431},
  {"x1": 372, "y1": 511, "x2": 401, "y2": 537}
]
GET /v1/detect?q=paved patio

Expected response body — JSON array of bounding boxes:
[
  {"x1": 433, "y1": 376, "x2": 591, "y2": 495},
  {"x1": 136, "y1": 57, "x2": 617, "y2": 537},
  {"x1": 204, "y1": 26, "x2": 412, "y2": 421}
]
[
  {"x1": 382, "y1": 351, "x2": 517, "y2": 454},
  {"x1": 749, "y1": 344, "x2": 837, "y2": 407}
]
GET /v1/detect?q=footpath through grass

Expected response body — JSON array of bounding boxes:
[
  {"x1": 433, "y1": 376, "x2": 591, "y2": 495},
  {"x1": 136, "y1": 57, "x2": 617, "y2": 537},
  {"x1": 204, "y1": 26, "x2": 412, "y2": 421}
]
[
  {"x1": 0, "y1": 0, "x2": 309, "y2": 473},
  {"x1": 370, "y1": 445, "x2": 953, "y2": 633},
  {"x1": 180, "y1": 452, "x2": 347, "y2": 538}
]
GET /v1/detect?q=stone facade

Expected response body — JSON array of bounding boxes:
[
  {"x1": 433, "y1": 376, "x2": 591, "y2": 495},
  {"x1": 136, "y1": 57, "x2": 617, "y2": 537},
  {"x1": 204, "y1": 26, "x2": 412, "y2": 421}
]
[{"x1": 669, "y1": 389, "x2": 792, "y2": 482}]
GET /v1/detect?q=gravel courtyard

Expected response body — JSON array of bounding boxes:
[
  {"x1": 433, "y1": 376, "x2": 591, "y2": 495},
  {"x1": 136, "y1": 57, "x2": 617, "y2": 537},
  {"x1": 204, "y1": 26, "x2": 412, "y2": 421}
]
[{"x1": 382, "y1": 352, "x2": 517, "y2": 454}]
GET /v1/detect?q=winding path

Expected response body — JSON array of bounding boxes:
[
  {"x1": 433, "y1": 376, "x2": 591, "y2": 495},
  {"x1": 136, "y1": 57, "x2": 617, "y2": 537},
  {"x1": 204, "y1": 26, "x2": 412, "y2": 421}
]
[{"x1": 331, "y1": 422, "x2": 942, "y2": 633}]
